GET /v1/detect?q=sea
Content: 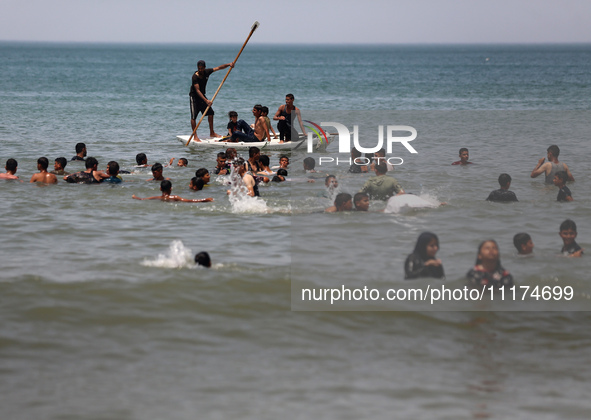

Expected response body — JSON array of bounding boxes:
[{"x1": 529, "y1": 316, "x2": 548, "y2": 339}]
[{"x1": 1, "y1": 42, "x2": 591, "y2": 419}]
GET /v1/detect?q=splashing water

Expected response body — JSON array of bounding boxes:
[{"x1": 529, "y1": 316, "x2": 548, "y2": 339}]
[
  {"x1": 141, "y1": 240, "x2": 194, "y2": 268},
  {"x1": 227, "y1": 164, "x2": 268, "y2": 213}
]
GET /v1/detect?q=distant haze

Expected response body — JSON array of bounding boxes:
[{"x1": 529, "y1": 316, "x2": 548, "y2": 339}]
[{"x1": 1, "y1": 0, "x2": 590, "y2": 44}]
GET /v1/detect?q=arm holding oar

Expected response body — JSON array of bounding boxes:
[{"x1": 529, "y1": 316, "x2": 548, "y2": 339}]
[{"x1": 186, "y1": 21, "x2": 260, "y2": 146}]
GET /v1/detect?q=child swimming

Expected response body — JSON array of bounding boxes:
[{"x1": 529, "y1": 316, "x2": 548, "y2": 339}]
[
  {"x1": 404, "y1": 232, "x2": 445, "y2": 279},
  {"x1": 466, "y1": 239, "x2": 513, "y2": 288}
]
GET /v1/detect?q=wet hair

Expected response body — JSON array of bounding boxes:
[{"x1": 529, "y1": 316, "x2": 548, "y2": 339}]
[
  {"x1": 195, "y1": 168, "x2": 209, "y2": 178},
  {"x1": 325, "y1": 174, "x2": 336, "y2": 186},
  {"x1": 555, "y1": 171, "x2": 568, "y2": 183},
  {"x1": 279, "y1": 155, "x2": 289, "y2": 162},
  {"x1": 37, "y1": 157, "x2": 49, "y2": 170},
  {"x1": 413, "y1": 232, "x2": 440, "y2": 261},
  {"x1": 259, "y1": 155, "x2": 270, "y2": 167},
  {"x1": 136, "y1": 153, "x2": 147, "y2": 165},
  {"x1": 303, "y1": 157, "x2": 316, "y2": 170},
  {"x1": 107, "y1": 161, "x2": 120, "y2": 176},
  {"x1": 55, "y1": 157, "x2": 67, "y2": 169},
  {"x1": 375, "y1": 162, "x2": 388, "y2": 174},
  {"x1": 475, "y1": 239, "x2": 500, "y2": 267},
  {"x1": 178, "y1": 158, "x2": 188, "y2": 166},
  {"x1": 75, "y1": 143, "x2": 86, "y2": 154},
  {"x1": 286, "y1": 93, "x2": 294, "y2": 100},
  {"x1": 195, "y1": 251, "x2": 211, "y2": 267},
  {"x1": 459, "y1": 147, "x2": 469, "y2": 155},
  {"x1": 233, "y1": 157, "x2": 245, "y2": 168},
  {"x1": 190, "y1": 177, "x2": 204, "y2": 191},
  {"x1": 228, "y1": 111, "x2": 238, "y2": 119},
  {"x1": 217, "y1": 152, "x2": 227, "y2": 160},
  {"x1": 160, "y1": 180, "x2": 172, "y2": 193},
  {"x1": 253, "y1": 104, "x2": 263, "y2": 112},
  {"x1": 498, "y1": 173, "x2": 511, "y2": 188},
  {"x1": 547, "y1": 145, "x2": 560, "y2": 158},
  {"x1": 277, "y1": 168, "x2": 288, "y2": 176},
  {"x1": 6, "y1": 158, "x2": 18, "y2": 172},
  {"x1": 85, "y1": 157, "x2": 98, "y2": 169},
  {"x1": 272, "y1": 175, "x2": 284, "y2": 182},
  {"x1": 225, "y1": 148, "x2": 237, "y2": 159},
  {"x1": 560, "y1": 219, "x2": 577, "y2": 232},
  {"x1": 354, "y1": 192, "x2": 368, "y2": 204},
  {"x1": 261, "y1": 106, "x2": 269, "y2": 115},
  {"x1": 249, "y1": 146, "x2": 260, "y2": 158},
  {"x1": 334, "y1": 193, "x2": 352, "y2": 210},
  {"x1": 151, "y1": 162, "x2": 163, "y2": 173},
  {"x1": 513, "y1": 233, "x2": 531, "y2": 252}
]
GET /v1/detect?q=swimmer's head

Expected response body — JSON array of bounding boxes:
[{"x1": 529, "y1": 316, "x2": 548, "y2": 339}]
[
  {"x1": 325, "y1": 175, "x2": 338, "y2": 188},
  {"x1": 55, "y1": 157, "x2": 67, "y2": 171},
  {"x1": 190, "y1": 176, "x2": 204, "y2": 191},
  {"x1": 513, "y1": 232, "x2": 533, "y2": 255},
  {"x1": 160, "y1": 179, "x2": 172, "y2": 194},
  {"x1": 195, "y1": 168, "x2": 210, "y2": 184},
  {"x1": 177, "y1": 158, "x2": 188, "y2": 167},
  {"x1": 85, "y1": 157, "x2": 98, "y2": 170},
  {"x1": 334, "y1": 193, "x2": 353, "y2": 212},
  {"x1": 374, "y1": 162, "x2": 388, "y2": 175},
  {"x1": 248, "y1": 147, "x2": 260, "y2": 159},
  {"x1": 136, "y1": 153, "x2": 147, "y2": 166},
  {"x1": 414, "y1": 232, "x2": 440, "y2": 260},
  {"x1": 475, "y1": 239, "x2": 500, "y2": 267},
  {"x1": 225, "y1": 148, "x2": 237, "y2": 161},
  {"x1": 195, "y1": 251, "x2": 211, "y2": 268},
  {"x1": 277, "y1": 169, "x2": 288, "y2": 177},
  {"x1": 75, "y1": 142, "x2": 86, "y2": 155},
  {"x1": 279, "y1": 155, "x2": 289, "y2": 167},
  {"x1": 259, "y1": 155, "x2": 270, "y2": 168},
  {"x1": 498, "y1": 173, "x2": 511, "y2": 189},
  {"x1": 303, "y1": 157, "x2": 316, "y2": 170},
  {"x1": 459, "y1": 148, "x2": 469, "y2": 162},
  {"x1": 553, "y1": 171, "x2": 568, "y2": 186},
  {"x1": 5, "y1": 158, "x2": 17, "y2": 173},
  {"x1": 37, "y1": 157, "x2": 49, "y2": 171},
  {"x1": 151, "y1": 163, "x2": 163, "y2": 178},
  {"x1": 354, "y1": 192, "x2": 370, "y2": 212},
  {"x1": 107, "y1": 161, "x2": 119, "y2": 177}
]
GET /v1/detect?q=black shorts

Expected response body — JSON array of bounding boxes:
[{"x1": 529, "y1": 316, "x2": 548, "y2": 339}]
[{"x1": 190, "y1": 96, "x2": 214, "y2": 120}]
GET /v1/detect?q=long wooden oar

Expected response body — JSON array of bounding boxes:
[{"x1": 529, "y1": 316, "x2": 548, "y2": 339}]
[{"x1": 186, "y1": 21, "x2": 260, "y2": 146}]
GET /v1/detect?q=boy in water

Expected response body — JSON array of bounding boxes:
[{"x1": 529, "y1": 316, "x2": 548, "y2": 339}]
[
  {"x1": 513, "y1": 233, "x2": 534, "y2": 255},
  {"x1": 195, "y1": 251, "x2": 212, "y2": 268},
  {"x1": 51, "y1": 157, "x2": 69, "y2": 176},
  {"x1": 486, "y1": 173, "x2": 518, "y2": 202},
  {"x1": 104, "y1": 161, "x2": 123, "y2": 184},
  {"x1": 30, "y1": 157, "x2": 58, "y2": 184},
  {"x1": 452, "y1": 148, "x2": 472, "y2": 165},
  {"x1": 147, "y1": 163, "x2": 169, "y2": 181},
  {"x1": 72, "y1": 143, "x2": 87, "y2": 161},
  {"x1": 531, "y1": 144, "x2": 575, "y2": 184},
  {"x1": 553, "y1": 171, "x2": 573, "y2": 202},
  {"x1": 0, "y1": 158, "x2": 19, "y2": 180},
  {"x1": 65, "y1": 157, "x2": 108, "y2": 183},
  {"x1": 303, "y1": 157, "x2": 317, "y2": 173},
  {"x1": 190, "y1": 177, "x2": 205, "y2": 191},
  {"x1": 272, "y1": 169, "x2": 288, "y2": 182},
  {"x1": 214, "y1": 152, "x2": 230, "y2": 175},
  {"x1": 136, "y1": 153, "x2": 149, "y2": 168},
  {"x1": 325, "y1": 193, "x2": 353, "y2": 213},
  {"x1": 133, "y1": 180, "x2": 213, "y2": 202},
  {"x1": 195, "y1": 168, "x2": 211, "y2": 185},
  {"x1": 354, "y1": 192, "x2": 370, "y2": 211},
  {"x1": 559, "y1": 219, "x2": 583, "y2": 257},
  {"x1": 272, "y1": 155, "x2": 290, "y2": 170}
]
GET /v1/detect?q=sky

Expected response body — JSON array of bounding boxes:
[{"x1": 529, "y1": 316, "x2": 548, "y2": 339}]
[{"x1": 1, "y1": 0, "x2": 590, "y2": 44}]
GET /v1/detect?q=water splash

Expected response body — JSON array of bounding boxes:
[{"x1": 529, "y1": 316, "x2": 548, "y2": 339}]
[
  {"x1": 141, "y1": 240, "x2": 194, "y2": 268},
  {"x1": 227, "y1": 164, "x2": 268, "y2": 213}
]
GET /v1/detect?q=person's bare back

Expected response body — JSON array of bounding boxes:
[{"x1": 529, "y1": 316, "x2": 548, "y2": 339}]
[{"x1": 30, "y1": 171, "x2": 57, "y2": 184}]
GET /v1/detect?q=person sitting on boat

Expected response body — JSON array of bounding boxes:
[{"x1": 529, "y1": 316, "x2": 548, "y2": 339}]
[
  {"x1": 190, "y1": 59, "x2": 234, "y2": 139},
  {"x1": 261, "y1": 106, "x2": 277, "y2": 138},
  {"x1": 273, "y1": 93, "x2": 307, "y2": 143},
  {"x1": 226, "y1": 111, "x2": 242, "y2": 137},
  {"x1": 227, "y1": 105, "x2": 270, "y2": 143}
]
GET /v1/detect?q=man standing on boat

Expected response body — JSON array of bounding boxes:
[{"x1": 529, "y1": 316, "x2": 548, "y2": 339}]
[
  {"x1": 273, "y1": 93, "x2": 307, "y2": 143},
  {"x1": 190, "y1": 59, "x2": 234, "y2": 139}
]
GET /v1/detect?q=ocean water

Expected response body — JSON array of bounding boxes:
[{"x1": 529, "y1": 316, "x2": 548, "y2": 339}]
[{"x1": 1, "y1": 42, "x2": 591, "y2": 419}]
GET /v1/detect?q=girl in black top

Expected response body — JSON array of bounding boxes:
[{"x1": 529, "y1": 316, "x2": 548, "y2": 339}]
[{"x1": 404, "y1": 232, "x2": 445, "y2": 280}]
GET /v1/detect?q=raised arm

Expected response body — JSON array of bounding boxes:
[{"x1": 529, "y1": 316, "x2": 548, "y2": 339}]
[
  {"x1": 530, "y1": 158, "x2": 548, "y2": 178},
  {"x1": 212, "y1": 62, "x2": 235, "y2": 72}
]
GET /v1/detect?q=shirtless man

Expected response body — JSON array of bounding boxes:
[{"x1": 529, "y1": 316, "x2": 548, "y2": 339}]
[
  {"x1": 0, "y1": 158, "x2": 19, "y2": 180},
  {"x1": 273, "y1": 93, "x2": 307, "y2": 143},
  {"x1": 190, "y1": 59, "x2": 234, "y2": 140},
  {"x1": 30, "y1": 157, "x2": 58, "y2": 184},
  {"x1": 530, "y1": 145, "x2": 574, "y2": 184},
  {"x1": 133, "y1": 180, "x2": 213, "y2": 202},
  {"x1": 227, "y1": 105, "x2": 270, "y2": 143},
  {"x1": 227, "y1": 158, "x2": 259, "y2": 197}
]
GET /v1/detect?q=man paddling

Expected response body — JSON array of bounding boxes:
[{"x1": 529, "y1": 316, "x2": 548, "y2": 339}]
[{"x1": 190, "y1": 59, "x2": 234, "y2": 140}]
